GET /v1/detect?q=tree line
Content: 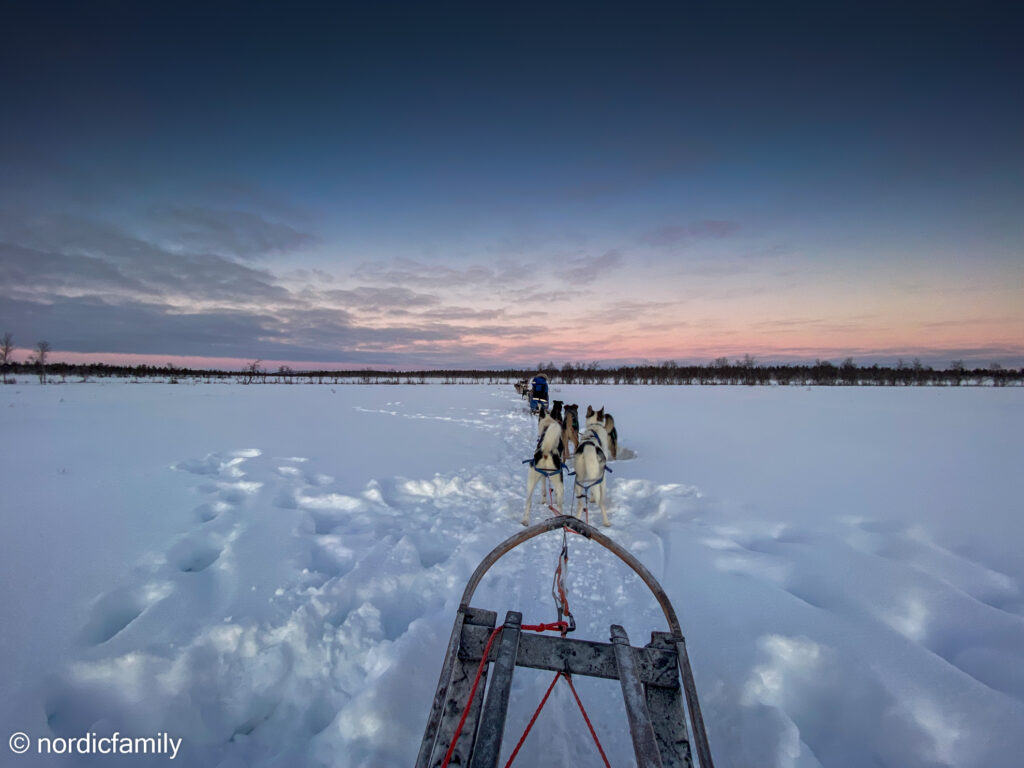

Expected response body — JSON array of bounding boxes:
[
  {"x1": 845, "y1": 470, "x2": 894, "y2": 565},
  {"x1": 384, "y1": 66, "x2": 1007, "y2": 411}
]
[
  {"x1": 1, "y1": 339, "x2": 1020, "y2": 386},
  {"x1": 527, "y1": 357, "x2": 1020, "y2": 386}
]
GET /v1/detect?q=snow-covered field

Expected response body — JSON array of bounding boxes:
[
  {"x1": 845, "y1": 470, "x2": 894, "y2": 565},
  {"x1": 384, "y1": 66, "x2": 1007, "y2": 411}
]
[{"x1": 2, "y1": 382, "x2": 1022, "y2": 768}]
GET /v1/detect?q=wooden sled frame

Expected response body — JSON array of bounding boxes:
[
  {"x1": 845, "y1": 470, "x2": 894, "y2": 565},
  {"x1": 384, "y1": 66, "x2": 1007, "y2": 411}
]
[{"x1": 416, "y1": 515, "x2": 715, "y2": 768}]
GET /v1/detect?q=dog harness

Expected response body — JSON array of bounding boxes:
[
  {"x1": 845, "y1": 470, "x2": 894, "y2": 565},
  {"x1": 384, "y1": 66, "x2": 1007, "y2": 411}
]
[
  {"x1": 576, "y1": 430, "x2": 605, "y2": 459},
  {"x1": 523, "y1": 460, "x2": 563, "y2": 478},
  {"x1": 525, "y1": 423, "x2": 563, "y2": 476},
  {"x1": 571, "y1": 431, "x2": 612, "y2": 490}
]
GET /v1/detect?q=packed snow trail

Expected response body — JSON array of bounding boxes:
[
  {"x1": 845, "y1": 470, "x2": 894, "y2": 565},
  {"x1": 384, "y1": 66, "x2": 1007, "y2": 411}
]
[
  {"x1": 8, "y1": 383, "x2": 1023, "y2": 767},
  {"x1": 40, "y1": 390, "x2": 702, "y2": 767}
]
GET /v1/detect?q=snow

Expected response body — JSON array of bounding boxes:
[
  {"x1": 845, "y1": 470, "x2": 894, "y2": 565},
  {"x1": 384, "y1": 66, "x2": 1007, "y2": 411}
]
[{"x1": 1, "y1": 382, "x2": 1022, "y2": 767}]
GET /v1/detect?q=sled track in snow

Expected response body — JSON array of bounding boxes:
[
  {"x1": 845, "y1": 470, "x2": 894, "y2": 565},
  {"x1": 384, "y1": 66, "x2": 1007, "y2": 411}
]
[{"x1": 44, "y1": 391, "x2": 706, "y2": 767}]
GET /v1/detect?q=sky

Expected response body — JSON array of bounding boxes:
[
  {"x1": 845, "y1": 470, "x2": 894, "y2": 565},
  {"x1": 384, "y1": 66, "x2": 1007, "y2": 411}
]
[{"x1": 1, "y1": 0, "x2": 1022, "y2": 370}]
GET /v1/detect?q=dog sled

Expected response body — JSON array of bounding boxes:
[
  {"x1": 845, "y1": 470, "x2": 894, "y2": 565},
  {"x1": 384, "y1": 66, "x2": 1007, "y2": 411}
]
[{"x1": 416, "y1": 515, "x2": 715, "y2": 768}]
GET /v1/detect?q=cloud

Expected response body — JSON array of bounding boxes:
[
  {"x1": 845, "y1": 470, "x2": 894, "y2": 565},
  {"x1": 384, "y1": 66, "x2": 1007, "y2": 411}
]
[
  {"x1": 318, "y1": 286, "x2": 441, "y2": 311},
  {"x1": 0, "y1": 209, "x2": 575, "y2": 365},
  {"x1": 148, "y1": 206, "x2": 316, "y2": 260},
  {"x1": 749, "y1": 316, "x2": 881, "y2": 334},
  {"x1": 640, "y1": 219, "x2": 740, "y2": 247},
  {"x1": 412, "y1": 307, "x2": 508, "y2": 322},
  {"x1": 499, "y1": 287, "x2": 567, "y2": 304},
  {"x1": 0, "y1": 213, "x2": 294, "y2": 306},
  {"x1": 0, "y1": 242, "x2": 148, "y2": 299},
  {"x1": 562, "y1": 250, "x2": 623, "y2": 284},
  {"x1": 0, "y1": 296, "x2": 427, "y2": 363},
  {"x1": 0, "y1": 296, "x2": 286, "y2": 358},
  {"x1": 353, "y1": 257, "x2": 498, "y2": 288},
  {"x1": 605, "y1": 299, "x2": 678, "y2": 314},
  {"x1": 350, "y1": 250, "x2": 622, "y2": 299}
]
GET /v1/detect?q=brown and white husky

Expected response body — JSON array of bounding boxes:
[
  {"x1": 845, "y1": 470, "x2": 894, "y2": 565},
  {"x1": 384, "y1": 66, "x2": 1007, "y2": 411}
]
[{"x1": 561, "y1": 403, "x2": 580, "y2": 460}]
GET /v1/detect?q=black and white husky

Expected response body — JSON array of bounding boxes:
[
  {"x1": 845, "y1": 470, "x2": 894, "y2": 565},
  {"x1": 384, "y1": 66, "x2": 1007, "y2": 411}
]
[
  {"x1": 522, "y1": 409, "x2": 564, "y2": 525},
  {"x1": 586, "y1": 405, "x2": 617, "y2": 459},
  {"x1": 574, "y1": 406, "x2": 612, "y2": 526}
]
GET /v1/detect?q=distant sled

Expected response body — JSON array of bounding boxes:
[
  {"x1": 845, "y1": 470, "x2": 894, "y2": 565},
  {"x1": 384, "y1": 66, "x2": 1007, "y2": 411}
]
[{"x1": 416, "y1": 515, "x2": 715, "y2": 768}]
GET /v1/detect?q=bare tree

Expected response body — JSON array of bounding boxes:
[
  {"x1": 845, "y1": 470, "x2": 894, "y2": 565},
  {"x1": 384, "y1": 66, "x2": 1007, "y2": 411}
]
[
  {"x1": 0, "y1": 333, "x2": 12, "y2": 383},
  {"x1": 840, "y1": 357, "x2": 857, "y2": 385},
  {"x1": 949, "y1": 359, "x2": 965, "y2": 387},
  {"x1": 243, "y1": 359, "x2": 263, "y2": 385},
  {"x1": 990, "y1": 362, "x2": 1006, "y2": 387},
  {"x1": 32, "y1": 340, "x2": 51, "y2": 384}
]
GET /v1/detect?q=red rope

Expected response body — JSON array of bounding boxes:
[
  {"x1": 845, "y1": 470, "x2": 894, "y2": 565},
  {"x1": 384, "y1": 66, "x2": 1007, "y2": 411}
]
[
  {"x1": 564, "y1": 673, "x2": 613, "y2": 768},
  {"x1": 546, "y1": 483, "x2": 560, "y2": 515},
  {"x1": 503, "y1": 671, "x2": 612, "y2": 768},
  {"x1": 438, "y1": 620, "x2": 611, "y2": 767},
  {"x1": 520, "y1": 622, "x2": 569, "y2": 633},
  {"x1": 439, "y1": 626, "x2": 503, "y2": 768},
  {"x1": 580, "y1": 488, "x2": 590, "y2": 526},
  {"x1": 439, "y1": 622, "x2": 570, "y2": 767},
  {"x1": 503, "y1": 671, "x2": 561, "y2": 768}
]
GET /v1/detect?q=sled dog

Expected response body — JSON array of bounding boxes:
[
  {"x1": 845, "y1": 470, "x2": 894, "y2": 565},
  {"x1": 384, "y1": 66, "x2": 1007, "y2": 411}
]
[
  {"x1": 523, "y1": 411, "x2": 564, "y2": 525},
  {"x1": 574, "y1": 407, "x2": 611, "y2": 526},
  {"x1": 561, "y1": 403, "x2": 580, "y2": 460},
  {"x1": 603, "y1": 411, "x2": 618, "y2": 459},
  {"x1": 585, "y1": 405, "x2": 617, "y2": 459},
  {"x1": 550, "y1": 399, "x2": 564, "y2": 423}
]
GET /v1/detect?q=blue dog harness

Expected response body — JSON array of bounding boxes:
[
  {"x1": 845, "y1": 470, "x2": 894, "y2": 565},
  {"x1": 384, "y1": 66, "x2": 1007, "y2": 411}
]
[
  {"x1": 525, "y1": 422, "x2": 563, "y2": 476},
  {"x1": 570, "y1": 430, "x2": 612, "y2": 492},
  {"x1": 523, "y1": 459, "x2": 563, "y2": 477}
]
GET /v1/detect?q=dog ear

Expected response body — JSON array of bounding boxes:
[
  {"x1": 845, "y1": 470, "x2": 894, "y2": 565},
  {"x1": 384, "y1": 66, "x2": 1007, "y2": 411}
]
[
  {"x1": 598, "y1": 407, "x2": 604, "y2": 419},
  {"x1": 587, "y1": 405, "x2": 594, "y2": 417}
]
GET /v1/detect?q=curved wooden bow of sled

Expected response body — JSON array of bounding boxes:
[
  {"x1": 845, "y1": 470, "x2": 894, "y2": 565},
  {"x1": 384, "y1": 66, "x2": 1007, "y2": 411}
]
[
  {"x1": 460, "y1": 515, "x2": 682, "y2": 634},
  {"x1": 418, "y1": 515, "x2": 715, "y2": 768}
]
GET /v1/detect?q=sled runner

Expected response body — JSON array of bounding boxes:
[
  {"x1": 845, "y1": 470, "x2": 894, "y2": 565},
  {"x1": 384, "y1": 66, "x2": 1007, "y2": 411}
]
[{"x1": 416, "y1": 515, "x2": 715, "y2": 768}]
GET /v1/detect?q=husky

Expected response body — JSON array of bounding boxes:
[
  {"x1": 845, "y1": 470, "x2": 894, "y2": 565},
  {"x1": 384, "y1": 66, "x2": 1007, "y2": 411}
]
[
  {"x1": 522, "y1": 410, "x2": 564, "y2": 525},
  {"x1": 585, "y1": 405, "x2": 617, "y2": 459},
  {"x1": 603, "y1": 412, "x2": 618, "y2": 460},
  {"x1": 561, "y1": 403, "x2": 580, "y2": 460},
  {"x1": 550, "y1": 399, "x2": 564, "y2": 423},
  {"x1": 584, "y1": 406, "x2": 612, "y2": 454},
  {"x1": 574, "y1": 407, "x2": 611, "y2": 526}
]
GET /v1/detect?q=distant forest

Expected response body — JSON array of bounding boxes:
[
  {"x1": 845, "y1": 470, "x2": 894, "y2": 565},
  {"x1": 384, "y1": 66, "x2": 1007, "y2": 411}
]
[{"x1": 1, "y1": 355, "x2": 1021, "y2": 387}]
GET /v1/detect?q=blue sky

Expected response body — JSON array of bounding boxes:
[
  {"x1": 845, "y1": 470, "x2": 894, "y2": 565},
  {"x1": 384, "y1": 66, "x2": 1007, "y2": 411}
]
[{"x1": 1, "y1": 1, "x2": 1021, "y2": 369}]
